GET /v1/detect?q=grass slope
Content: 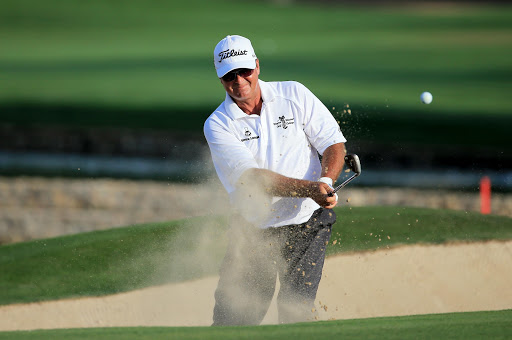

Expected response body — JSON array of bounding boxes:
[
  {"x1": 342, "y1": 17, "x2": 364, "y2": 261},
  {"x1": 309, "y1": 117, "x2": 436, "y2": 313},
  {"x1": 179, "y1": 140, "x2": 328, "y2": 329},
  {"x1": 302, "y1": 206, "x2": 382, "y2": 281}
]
[
  {"x1": 1, "y1": 206, "x2": 511, "y2": 306},
  {"x1": 0, "y1": 310, "x2": 511, "y2": 340},
  {"x1": 327, "y1": 206, "x2": 512, "y2": 254},
  {"x1": 0, "y1": 215, "x2": 230, "y2": 305}
]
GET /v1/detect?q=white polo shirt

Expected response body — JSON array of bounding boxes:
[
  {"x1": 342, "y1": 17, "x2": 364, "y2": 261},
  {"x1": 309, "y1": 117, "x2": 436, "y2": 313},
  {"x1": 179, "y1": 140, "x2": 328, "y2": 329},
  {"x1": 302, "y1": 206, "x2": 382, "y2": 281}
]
[{"x1": 204, "y1": 80, "x2": 346, "y2": 229}]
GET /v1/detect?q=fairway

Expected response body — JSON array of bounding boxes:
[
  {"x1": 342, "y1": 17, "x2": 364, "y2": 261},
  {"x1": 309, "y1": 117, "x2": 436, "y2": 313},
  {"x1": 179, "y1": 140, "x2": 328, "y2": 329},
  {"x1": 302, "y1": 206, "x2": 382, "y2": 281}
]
[
  {"x1": 2, "y1": 1, "x2": 511, "y2": 114},
  {"x1": 1, "y1": 1, "x2": 511, "y2": 152}
]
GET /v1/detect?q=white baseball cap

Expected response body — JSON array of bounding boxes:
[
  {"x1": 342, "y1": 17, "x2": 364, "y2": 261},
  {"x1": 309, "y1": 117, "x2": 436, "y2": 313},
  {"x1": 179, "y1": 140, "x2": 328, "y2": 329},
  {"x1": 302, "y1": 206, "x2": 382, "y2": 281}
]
[{"x1": 214, "y1": 35, "x2": 257, "y2": 78}]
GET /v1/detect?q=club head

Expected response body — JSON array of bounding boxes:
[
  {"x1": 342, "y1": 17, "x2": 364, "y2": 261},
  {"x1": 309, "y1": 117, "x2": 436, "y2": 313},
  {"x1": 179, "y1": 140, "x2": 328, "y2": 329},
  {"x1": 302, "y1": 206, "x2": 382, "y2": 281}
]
[
  {"x1": 344, "y1": 154, "x2": 361, "y2": 175},
  {"x1": 329, "y1": 154, "x2": 362, "y2": 195}
]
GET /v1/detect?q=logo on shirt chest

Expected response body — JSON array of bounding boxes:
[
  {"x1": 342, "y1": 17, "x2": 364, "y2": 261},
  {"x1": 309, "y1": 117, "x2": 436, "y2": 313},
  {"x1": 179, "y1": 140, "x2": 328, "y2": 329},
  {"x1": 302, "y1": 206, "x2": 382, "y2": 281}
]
[
  {"x1": 240, "y1": 127, "x2": 260, "y2": 142},
  {"x1": 274, "y1": 116, "x2": 295, "y2": 129}
]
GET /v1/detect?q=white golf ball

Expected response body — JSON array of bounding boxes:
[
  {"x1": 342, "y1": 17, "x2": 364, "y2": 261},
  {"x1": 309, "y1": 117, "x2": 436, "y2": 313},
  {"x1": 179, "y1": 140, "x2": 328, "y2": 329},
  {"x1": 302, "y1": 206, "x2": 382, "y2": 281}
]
[{"x1": 420, "y1": 91, "x2": 433, "y2": 104}]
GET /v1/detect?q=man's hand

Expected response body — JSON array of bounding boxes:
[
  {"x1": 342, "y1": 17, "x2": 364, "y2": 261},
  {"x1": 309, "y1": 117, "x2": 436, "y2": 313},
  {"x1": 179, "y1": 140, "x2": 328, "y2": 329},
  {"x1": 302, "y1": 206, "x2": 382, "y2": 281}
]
[{"x1": 308, "y1": 182, "x2": 338, "y2": 209}]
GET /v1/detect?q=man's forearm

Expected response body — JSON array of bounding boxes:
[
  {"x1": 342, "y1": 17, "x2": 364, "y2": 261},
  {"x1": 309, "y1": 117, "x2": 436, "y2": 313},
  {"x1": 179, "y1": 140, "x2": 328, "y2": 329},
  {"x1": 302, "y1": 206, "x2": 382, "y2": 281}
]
[
  {"x1": 237, "y1": 168, "x2": 316, "y2": 198},
  {"x1": 236, "y1": 143, "x2": 345, "y2": 208},
  {"x1": 237, "y1": 143, "x2": 346, "y2": 198},
  {"x1": 320, "y1": 143, "x2": 346, "y2": 183}
]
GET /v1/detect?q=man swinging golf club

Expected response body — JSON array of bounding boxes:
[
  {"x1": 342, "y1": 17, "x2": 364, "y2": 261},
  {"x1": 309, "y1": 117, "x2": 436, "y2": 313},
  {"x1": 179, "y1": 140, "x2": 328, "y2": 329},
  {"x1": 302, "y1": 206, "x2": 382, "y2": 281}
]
[{"x1": 204, "y1": 35, "x2": 348, "y2": 325}]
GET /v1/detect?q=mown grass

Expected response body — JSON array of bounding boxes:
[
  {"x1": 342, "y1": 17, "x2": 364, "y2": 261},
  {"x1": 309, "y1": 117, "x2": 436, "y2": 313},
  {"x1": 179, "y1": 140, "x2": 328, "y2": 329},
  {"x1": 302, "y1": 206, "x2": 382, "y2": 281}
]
[
  {"x1": 0, "y1": 215, "x2": 229, "y2": 305},
  {"x1": 1, "y1": 206, "x2": 511, "y2": 306},
  {"x1": 326, "y1": 206, "x2": 512, "y2": 254},
  {"x1": 1, "y1": 1, "x2": 511, "y2": 150},
  {"x1": 0, "y1": 310, "x2": 511, "y2": 340}
]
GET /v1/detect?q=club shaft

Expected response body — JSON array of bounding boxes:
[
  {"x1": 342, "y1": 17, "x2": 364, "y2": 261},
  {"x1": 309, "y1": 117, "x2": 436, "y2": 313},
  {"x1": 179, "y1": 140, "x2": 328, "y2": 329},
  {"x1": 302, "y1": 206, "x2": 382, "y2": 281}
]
[{"x1": 327, "y1": 174, "x2": 358, "y2": 196}]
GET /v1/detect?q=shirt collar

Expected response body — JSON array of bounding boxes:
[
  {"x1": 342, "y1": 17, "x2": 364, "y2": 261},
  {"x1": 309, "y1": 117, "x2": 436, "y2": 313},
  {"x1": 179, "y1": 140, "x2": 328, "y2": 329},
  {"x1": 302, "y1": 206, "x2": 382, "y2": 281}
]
[{"x1": 224, "y1": 80, "x2": 277, "y2": 120}]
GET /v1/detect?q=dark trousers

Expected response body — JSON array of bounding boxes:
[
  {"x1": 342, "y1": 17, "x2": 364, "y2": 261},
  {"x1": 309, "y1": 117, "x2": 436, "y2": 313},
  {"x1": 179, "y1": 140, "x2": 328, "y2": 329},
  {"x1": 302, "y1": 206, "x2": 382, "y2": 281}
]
[{"x1": 212, "y1": 208, "x2": 336, "y2": 326}]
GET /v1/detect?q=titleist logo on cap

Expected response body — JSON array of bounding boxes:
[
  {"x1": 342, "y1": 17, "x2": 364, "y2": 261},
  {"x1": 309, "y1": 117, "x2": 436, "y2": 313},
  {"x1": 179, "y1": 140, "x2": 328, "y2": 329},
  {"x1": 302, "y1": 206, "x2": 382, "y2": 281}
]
[{"x1": 218, "y1": 49, "x2": 248, "y2": 62}]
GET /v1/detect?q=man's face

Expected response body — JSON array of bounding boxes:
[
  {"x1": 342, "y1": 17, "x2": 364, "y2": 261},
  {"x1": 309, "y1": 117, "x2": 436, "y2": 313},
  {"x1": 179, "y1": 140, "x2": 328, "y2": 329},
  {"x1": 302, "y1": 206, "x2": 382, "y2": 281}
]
[{"x1": 220, "y1": 59, "x2": 260, "y2": 103}]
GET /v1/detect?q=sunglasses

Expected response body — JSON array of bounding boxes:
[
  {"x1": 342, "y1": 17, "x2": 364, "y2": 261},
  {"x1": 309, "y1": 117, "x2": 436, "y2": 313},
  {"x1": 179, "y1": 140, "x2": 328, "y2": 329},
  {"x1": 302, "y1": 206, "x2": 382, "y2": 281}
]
[{"x1": 221, "y1": 68, "x2": 254, "y2": 82}]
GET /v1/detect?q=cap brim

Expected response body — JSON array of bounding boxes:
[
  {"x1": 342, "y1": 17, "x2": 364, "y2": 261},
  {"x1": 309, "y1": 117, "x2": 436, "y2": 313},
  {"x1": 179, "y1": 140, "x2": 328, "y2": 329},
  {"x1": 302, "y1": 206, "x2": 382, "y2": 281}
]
[{"x1": 216, "y1": 59, "x2": 256, "y2": 78}]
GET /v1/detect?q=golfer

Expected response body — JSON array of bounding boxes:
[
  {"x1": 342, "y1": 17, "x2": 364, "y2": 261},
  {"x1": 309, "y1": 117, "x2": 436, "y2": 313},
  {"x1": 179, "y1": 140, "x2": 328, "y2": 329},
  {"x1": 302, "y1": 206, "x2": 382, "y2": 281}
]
[{"x1": 204, "y1": 35, "x2": 347, "y2": 325}]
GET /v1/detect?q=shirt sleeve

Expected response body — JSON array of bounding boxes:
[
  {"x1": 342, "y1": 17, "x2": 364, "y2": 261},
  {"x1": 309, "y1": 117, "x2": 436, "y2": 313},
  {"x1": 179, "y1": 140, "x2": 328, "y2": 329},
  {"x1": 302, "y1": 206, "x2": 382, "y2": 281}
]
[
  {"x1": 298, "y1": 83, "x2": 346, "y2": 155},
  {"x1": 204, "y1": 116, "x2": 259, "y2": 193}
]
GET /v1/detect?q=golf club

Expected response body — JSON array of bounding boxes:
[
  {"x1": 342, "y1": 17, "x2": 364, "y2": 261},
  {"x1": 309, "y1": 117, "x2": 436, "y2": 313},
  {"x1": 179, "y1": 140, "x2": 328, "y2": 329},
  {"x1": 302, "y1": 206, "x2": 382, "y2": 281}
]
[{"x1": 328, "y1": 154, "x2": 361, "y2": 196}]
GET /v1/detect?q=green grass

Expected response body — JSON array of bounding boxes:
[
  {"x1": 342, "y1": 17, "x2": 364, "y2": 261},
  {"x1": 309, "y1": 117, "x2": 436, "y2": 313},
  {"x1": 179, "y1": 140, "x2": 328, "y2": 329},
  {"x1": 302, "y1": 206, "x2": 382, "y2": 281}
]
[
  {"x1": 1, "y1": 206, "x2": 511, "y2": 306},
  {"x1": 1, "y1": 1, "x2": 511, "y2": 149},
  {"x1": 327, "y1": 206, "x2": 512, "y2": 254},
  {"x1": 0, "y1": 215, "x2": 229, "y2": 305},
  {"x1": 1, "y1": 310, "x2": 511, "y2": 340}
]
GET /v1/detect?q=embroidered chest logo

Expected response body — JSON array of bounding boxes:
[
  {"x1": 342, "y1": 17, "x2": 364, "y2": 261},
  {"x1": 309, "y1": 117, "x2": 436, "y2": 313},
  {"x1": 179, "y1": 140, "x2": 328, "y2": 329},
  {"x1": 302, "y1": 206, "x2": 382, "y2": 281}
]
[
  {"x1": 241, "y1": 127, "x2": 259, "y2": 142},
  {"x1": 274, "y1": 116, "x2": 295, "y2": 129}
]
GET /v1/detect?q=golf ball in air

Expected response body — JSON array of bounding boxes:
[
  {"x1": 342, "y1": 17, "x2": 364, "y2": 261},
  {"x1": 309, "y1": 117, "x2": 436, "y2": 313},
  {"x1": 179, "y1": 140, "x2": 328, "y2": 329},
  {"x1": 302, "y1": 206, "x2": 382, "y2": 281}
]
[{"x1": 420, "y1": 91, "x2": 433, "y2": 104}]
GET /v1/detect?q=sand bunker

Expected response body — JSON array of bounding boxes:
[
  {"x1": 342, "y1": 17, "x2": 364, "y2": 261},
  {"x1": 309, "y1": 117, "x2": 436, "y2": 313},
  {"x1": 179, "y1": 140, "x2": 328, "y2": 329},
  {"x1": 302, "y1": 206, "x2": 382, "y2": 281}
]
[{"x1": 1, "y1": 240, "x2": 511, "y2": 331}]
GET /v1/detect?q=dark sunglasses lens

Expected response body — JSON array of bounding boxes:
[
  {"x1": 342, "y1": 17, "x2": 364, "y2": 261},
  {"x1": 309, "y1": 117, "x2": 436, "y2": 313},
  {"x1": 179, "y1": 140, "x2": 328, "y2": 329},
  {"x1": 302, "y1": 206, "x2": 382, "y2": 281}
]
[
  {"x1": 222, "y1": 68, "x2": 253, "y2": 82},
  {"x1": 239, "y1": 69, "x2": 253, "y2": 77},
  {"x1": 222, "y1": 71, "x2": 236, "y2": 82}
]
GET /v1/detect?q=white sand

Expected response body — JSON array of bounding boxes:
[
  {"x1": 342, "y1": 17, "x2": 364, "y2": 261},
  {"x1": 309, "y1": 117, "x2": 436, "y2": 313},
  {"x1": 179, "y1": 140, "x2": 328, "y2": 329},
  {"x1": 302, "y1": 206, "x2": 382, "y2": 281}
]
[{"x1": 1, "y1": 240, "x2": 511, "y2": 331}]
